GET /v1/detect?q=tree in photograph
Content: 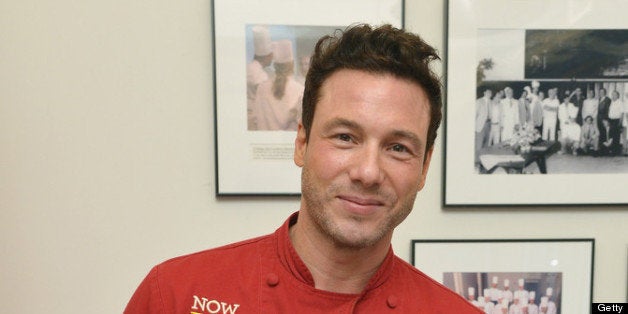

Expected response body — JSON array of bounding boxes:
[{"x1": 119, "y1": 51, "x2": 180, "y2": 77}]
[{"x1": 477, "y1": 58, "x2": 494, "y2": 84}]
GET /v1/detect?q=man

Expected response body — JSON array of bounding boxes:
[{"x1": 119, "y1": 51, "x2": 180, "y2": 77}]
[
  {"x1": 608, "y1": 90, "x2": 623, "y2": 155},
  {"x1": 247, "y1": 25, "x2": 274, "y2": 130},
  {"x1": 484, "y1": 288, "x2": 497, "y2": 312},
  {"x1": 581, "y1": 89, "x2": 599, "y2": 127},
  {"x1": 527, "y1": 292, "x2": 539, "y2": 314},
  {"x1": 579, "y1": 115, "x2": 599, "y2": 155},
  {"x1": 125, "y1": 24, "x2": 482, "y2": 313},
  {"x1": 476, "y1": 88, "x2": 492, "y2": 158},
  {"x1": 501, "y1": 87, "x2": 520, "y2": 142},
  {"x1": 568, "y1": 87, "x2": 584, "y2": 125},
  {"x1": 599, "y1": 118, "x2": 614, "y2": 156},
  {"x1": 598, "y1": 88, "x2": 611, "y2": 132},
  {"x1": 518, "y1": 89, "x2": 530, "y2": 127},
  {"x1": 468, "y1": 287, "x2": 480, "y2": 307},
  {"x1": 502, "y1": 279, "x2": 513, "y2": 304},
  {"x1": 539, "y1": 297, "x2": 549, "y2": 314},
  {"x1": 558, "y1": 92, "x2": 581, "y2": 154},
  {"x1": 488, "y1": 276, "x2": 502, "y2": 304},
  {"x1": 542, "y1": 88, "x2": 559, "y2": 141},
  {"x1": 508, "y1": 297, "x2": 524, "y2": 314},
  {"x1": 513, "y1": 278, "x2": 529, "y2": 305},
  {"x1": 545, "y1": 288, "x2": 557, "y2": 314},
  {"x1": 528, "y1": 89, "x2": 544, "y2": 135},
  {"x1": 488, "y1": 90, "x2": 504, "y2": 146},
  {"x1": 253, "y1": 39, "x2": 303, "y2": 131}
]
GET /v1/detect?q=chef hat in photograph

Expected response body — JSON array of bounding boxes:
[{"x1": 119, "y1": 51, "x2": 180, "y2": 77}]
[
  {"x1": 484, "y1": 288, "x2": 490, "y2": 297},
  {"x1": 501, "y1": 299, "x2": 509, "y2": 308},
  {"x1": 546, "y1": 287, "x2": 553, "y2": 296},
  {"x1": 492, "y1": 276, "x2": 499, "y2": 284},
  {"x1": 272, "y1": 40, "x2": 294, "y2": 64},
  {"x1": 518, "y1": 278, "x2": 525, "y2": 287},
  {"x1": 540, "y1": 297, "x2": 548, "y2": 307},
  {"x1": 504, "y1": 279, "x2": 510, "y2": 287},
  {"x1": 252, "y1": 25, "x2": 272, "y2": 56},
  {"x1": 529, "y1": 291, "x2": 536, "y2": 300},
  {"x1": 468, "y1": 287, "x2": 475, "y2": 296}
]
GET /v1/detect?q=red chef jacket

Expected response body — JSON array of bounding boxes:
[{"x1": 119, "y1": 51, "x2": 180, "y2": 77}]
[{"x1": 125, "y1": 213, "x2": 482, "y2": 313}]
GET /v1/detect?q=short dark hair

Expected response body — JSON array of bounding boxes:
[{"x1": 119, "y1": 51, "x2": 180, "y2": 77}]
[{"x1": 301, "y1": 24, "x2": 443, "y2": 152}]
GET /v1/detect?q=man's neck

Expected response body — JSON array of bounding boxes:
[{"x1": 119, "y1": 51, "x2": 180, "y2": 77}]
[{"x1": 288, "y1": 212, "x2": 391, "y2": 294}]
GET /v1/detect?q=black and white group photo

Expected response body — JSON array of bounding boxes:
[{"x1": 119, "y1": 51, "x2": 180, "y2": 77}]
[
  {"x1": 474, "y1": 29, "x2": 628, "y2": 174},
  {"x1": 444, "y1": 272, "x2": 562, "y2": 314}
]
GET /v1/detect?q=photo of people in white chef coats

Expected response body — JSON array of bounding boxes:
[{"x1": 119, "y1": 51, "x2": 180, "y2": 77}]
[
  {"x1": 245, "y1": 24, "x2": 339, "y2": 131},
  {"x1": 443, "y1": 272, "x2": 562, "y2": 314}
]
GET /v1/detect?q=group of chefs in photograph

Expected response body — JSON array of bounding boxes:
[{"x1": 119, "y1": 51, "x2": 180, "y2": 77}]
[
  {"x1": 476, "y1": 80, "x2": 628, "y2": 157},
  {"x1": 246, "y1": 25, "x2": 309, "y2": 131},
  {"x1": 465, "y1": 277, "x2": 558, "y2": 314}
]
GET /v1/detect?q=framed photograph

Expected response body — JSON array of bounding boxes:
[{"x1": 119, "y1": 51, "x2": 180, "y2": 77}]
[
  {"x1": 212, "y1": 0, "x2": 404, "y2": 195},
  {"x1": 444, "y1": 0, "x2": 628, "y2": 206},
  {"x1": 412, "y1": 239, "x2": 594, "y2": 314}
]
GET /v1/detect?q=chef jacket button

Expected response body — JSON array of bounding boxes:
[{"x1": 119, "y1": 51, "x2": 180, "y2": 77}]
[
  {"x1": 266, "y1": 273, "x2": 279, "y2": 287},
  {"x1": 386, "y1": 295, "x2": 398, "y2": 309}
]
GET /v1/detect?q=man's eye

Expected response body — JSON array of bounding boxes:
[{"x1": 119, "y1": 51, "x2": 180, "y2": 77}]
[
  {"x1": 391, "y1": 144, "x2": 408, "y2": 153},
  {"x1": 337, "y1": 134, "x2": 352, "y2": 142}
]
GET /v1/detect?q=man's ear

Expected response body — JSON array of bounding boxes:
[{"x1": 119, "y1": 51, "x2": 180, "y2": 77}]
[
  {"x1": 294, "y1": 122, "x2": 307, "y2": 167},
  {"x1": 417, "y1": 147, "x2": 434, "y2": 192}
]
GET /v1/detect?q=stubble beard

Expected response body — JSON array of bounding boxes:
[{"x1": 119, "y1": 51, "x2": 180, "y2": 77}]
[{"x1": 300, "y1": 165, "x2": 416, "y2": 250}]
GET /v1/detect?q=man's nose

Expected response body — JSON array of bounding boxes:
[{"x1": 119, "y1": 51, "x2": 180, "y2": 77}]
[{"x1": 348, "y1": 144, "x2": 385, "y2": 187}]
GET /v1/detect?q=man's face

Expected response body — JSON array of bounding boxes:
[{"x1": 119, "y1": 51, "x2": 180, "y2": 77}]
[
  {"x1": 294, "y1": 69, "x2": 432, "y2": 249},
  {"x1": 484, "y1": 89, "x2": 492, "y2": 99}
]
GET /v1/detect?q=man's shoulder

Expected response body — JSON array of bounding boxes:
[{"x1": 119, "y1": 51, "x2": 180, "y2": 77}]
[
  {"x1": 391, "y1": 256, "x2": 483, "y2": 312},
  {"x1": 155, "y1": 234, "x2": 272, "y2": 276},
  {"x1": 391, "y1": 256, "x2": 455, "y2": 294}
]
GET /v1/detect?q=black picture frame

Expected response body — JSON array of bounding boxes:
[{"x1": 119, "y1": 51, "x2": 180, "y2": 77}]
[
  {"x1": 211, "y1": 0, "x2": 405, "y2": 196},
  {"x1": 443, "y1": 0, "x2": 628, "y2": 206},
  {"x1": 412, "y1": 238, "x2": 595, "y2": 314}
]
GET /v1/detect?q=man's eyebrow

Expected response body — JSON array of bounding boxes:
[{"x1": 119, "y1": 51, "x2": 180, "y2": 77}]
[
  {"x1": 322, "y1": 117, "x2": 423, "y2": 149},
  {"x1": 322, "y1": 118, "x2": 362, "y2": 132},
  {"x1": 391, "y1": 130, "x2": 423, "y2": 150}
]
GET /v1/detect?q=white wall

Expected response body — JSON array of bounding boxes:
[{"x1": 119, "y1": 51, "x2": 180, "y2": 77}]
[{"x1": 1, "y1": 1, "x2": 626, "y2": 313}]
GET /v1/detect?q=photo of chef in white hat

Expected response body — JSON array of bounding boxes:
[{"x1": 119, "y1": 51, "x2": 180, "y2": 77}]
[
  {"x1": 514, "y1": 278, "x2": 529, "y2": 305},
  {"x1": 252, "y1": 39, "x2": 302, "y2": 131},
  {"x1": 527, "y1": 291, "x2": 539, "y2": 314},
  {"x1": 488, "y1": 275, "x2": 501, "y2": 304},
  {"x1": 245, "y1": 24, "x2": 340, "y2": 132},
  {"x1": 246, "y1": 25, "x2": 274, "y2": 129},
  {"x1": 502, "y1": 279, "x2": 513, "y2": 304},
  {"x1": 468, "y1": 286, "x2": 480, "y2": 307},
  {"x1": 442, "y1": 272, "x2": 562, "y2": 313},
  {"x1": 545, "y1": 287, "x2": 557, "y2": 314}
]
